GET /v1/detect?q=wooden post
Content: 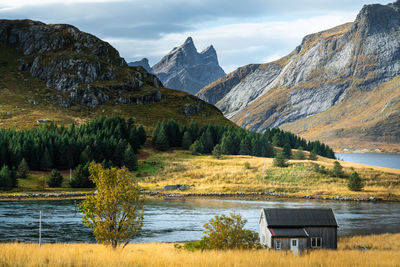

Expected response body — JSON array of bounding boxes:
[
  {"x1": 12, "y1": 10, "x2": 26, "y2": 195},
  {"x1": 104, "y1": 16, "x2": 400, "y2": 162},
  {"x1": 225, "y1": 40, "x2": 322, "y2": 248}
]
[{"x1": 39, "y1": 210, "x2": 42, "y2": 247}]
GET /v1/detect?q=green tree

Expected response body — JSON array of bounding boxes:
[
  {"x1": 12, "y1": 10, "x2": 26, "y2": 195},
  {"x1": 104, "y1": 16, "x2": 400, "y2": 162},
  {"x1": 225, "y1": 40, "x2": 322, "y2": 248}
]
[
  {"x1": 79, "y1": 163, "x2": 144, "y2": 248},
  {"x1": 293, "y1": 147, "x2": 305, "y2": 160},
  {"x1": 348, "y1": 172, "x2": 364, "y2": 191},
  {"x1": 190, "y1": 140, "x2": 204, "y2": 155},
  {"x1": 309, "y1": 151, "x2": 318, "y2": 161},
  {"x1": 70, "y1": 163, "x2": 93, "y2": 188},
  {"x1": 47, "y1": 169, "x2": 63, "y2": 187},
  {"x1": 137, "y1": 125, "x2": 146, "y2": 145},
  {"x1": 40, "y1": 148, "x2": 52, "y2": 171},
  {"x1": 155, "y1": 126, "x2": 169, "y2": 151},
  {"x1": 181, "y1": 131, "x2": 193, "y2": 150},
  {"x1": 238, "y1": 139, "x2": 251, "y2": 155},
  {"x1": 123, "y1": 144, "x2": 138, "y2": 171},
  {"x1": 200, "y1": 213, "x2": 259, "y2": 250},
  {"x1": 282, "y1": 143, "x2": 292, "y2": 159},
  {"x1": 273, "y1": 152, "x2": 287, "y2": 167},
  {"x1": 212, "y1": 144, "x2": 223, "y2": 159},
  {"x1": 0, "y1": 165, "x2": 11, "y2": 189},
  {"x1": 332, "y1": 161, "x2": 344, "y2": 177},
  {"x1": 17, "y1": 158, "x2": 29, "y2": 178}
]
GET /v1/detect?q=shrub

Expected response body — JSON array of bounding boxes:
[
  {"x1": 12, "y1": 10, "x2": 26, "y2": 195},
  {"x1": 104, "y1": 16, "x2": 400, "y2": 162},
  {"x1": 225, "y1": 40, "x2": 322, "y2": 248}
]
[
  {"x1": 273, "y1": 152, "x2": 287, "y2": 167},
  {"x1": 47, "y1": 169, "x2": 63, "y2": 187},
  {"x1": 244, "y1": 162, "x2": 250, "y2": 169},
  {"x1": 212, "y1": 144, "x2": 223, "y2": 159},
  {"x1": 199, "y1": 213, "x2": 259, "y2": 250},
  {"x1": 332, "y1": 161, "x2": 344, "y2": 177},
  {"x1": 309, "y1": 151, "x2": 318, "y2": 161},
  {"x1": 348, "y1": 172, "x2": 364, "y2": 191},
  {"x1": 293, "y1": 147, "x2": 305, "y2": 160},
  {"x1": 17, "y1": 158, "x2": 29, "y2": 178}
]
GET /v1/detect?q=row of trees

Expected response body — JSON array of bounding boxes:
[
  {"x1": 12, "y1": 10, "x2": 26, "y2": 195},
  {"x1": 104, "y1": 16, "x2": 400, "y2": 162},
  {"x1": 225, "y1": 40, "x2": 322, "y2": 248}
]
[
  {"x1": 152, "y1": 120, "x2": 335, "y2": 159},
  {"x1": 0, "y1": 115, "x2": 145, "y2": 172}
]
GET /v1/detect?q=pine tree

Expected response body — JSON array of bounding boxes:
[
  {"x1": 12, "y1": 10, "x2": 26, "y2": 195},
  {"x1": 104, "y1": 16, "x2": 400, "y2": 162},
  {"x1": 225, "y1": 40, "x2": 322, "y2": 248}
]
[
  {"x1": 293, "y1": 147, "x2": 305, "y2": 160},
  {"x1": 282, "y1": 143, "x2": 292, "y2": 159},
  {"x1": 155, "y1": 126, "x2": 169, "y2": 151},
  {"x1": 40, "y1": 148, "x2": 52, "y2": 171},
  {"x1": 182, "y1": 131, "x2": 193, "y2": 150},
  {"x1": 212, "y1": 144, "x2": 223, "y2": 159},
  {"x1": 17, "y1": 158, "x2": 29, "y2": 178},
  {"x1": 10, "y1": 167, "x2": 17, "y2": 188},
  {"x1": 138, "y1": 125, "x2": 146, "y2": 145},
  {"x1": 348, "y1": 172, "x2": 363, "y2": 191},
  {"x1": 332, "y1": 161, "x2": 344, "y2": 177},
  {"x1": 238, "y1": 139, "x2": 251, "y2": 155},
  {"x1": 190, "y1": 140, "x2": 204, "y2": 155},
  {"x1": 0, "y1": 165, "x2": 11, "y2": 188},
  {"x1": 273, "y1": 152, "x2": 287, "y2": 167},
  {"x1": 124, "y1": 144, "x2": 138, "y2": 171},
  {"x1": 70, "y1": 163, "x2": 93, "y2": 188},
  {"x1": 47, "y1": 169, "x2": 64, "y2": 187}
]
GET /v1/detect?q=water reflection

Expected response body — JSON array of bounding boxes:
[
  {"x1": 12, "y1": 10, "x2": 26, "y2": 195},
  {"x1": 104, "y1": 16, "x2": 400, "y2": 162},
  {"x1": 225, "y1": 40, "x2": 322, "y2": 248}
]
[{"x1": 0, "y1": 198, "x2": 399, "y2": 243}]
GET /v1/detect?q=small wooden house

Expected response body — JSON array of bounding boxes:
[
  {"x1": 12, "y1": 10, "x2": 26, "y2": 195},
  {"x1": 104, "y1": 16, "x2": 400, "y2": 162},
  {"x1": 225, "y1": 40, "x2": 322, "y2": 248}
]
[{"x1": 259, "y1": 208, "x2": 338, "y2": 252}]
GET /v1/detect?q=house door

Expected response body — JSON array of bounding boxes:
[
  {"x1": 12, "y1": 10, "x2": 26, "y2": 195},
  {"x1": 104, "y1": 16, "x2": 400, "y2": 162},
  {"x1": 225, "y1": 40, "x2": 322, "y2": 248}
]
[{"x1": 290, "y1": 238, "x2": 299, "y2": 252}]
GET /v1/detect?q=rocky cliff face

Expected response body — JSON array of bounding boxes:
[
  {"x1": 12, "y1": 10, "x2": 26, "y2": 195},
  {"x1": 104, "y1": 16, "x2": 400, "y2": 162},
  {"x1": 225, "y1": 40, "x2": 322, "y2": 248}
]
[
  {"x1": 128, "y1": 58, "x2": 152, "y2": 74},
  {"x1": 0, "y1": 19, "x2": 161, "y2": 108},
  {"x1": 197, "y1": 1, "x2": 400, "y2": 150},
  {"x1": 151, "y1": 37, "x2": 226, "y2": 95}
]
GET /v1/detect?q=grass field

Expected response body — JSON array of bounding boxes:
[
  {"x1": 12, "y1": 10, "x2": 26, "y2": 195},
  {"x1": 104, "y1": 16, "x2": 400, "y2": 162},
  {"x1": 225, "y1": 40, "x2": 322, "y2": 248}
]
[
  {"x1": 0, "y1": 233, "x2": 399, "y2": 267},
  {"x1": 138, "y1": 149, "x2": 400, "y2": 200}
]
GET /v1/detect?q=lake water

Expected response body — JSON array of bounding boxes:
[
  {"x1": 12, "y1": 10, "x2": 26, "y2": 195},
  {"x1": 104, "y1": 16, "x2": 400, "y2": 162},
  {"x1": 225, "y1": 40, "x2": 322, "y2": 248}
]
[
  {"x1": 335, "y1": 153, "x2": 400, "y2": 169},
  {"x1": 1, "y1": 198, "x2": 400, "y2": 243}
]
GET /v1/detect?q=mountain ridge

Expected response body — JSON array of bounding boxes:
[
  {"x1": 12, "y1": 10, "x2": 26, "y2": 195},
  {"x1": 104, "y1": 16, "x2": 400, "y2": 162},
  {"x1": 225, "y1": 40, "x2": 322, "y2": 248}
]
[{"x1": 197, "y1": 1, "x2": 400, "y2": 151}]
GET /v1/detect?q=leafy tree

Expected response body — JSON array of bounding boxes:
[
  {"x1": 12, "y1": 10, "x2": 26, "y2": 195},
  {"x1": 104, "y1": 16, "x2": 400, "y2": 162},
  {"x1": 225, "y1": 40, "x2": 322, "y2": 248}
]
[
  {"x1": 70, "y1": 163, "x2": 93, "y2": 188},
  {"x1": 282, "y1": 143, "x2": 292, "y2": 159},
  {"x1": 123, "y1": 144, "x2": 138, "y2": 171},
  {"x1": 155, "y1": 126, "x2": 169, "y2": 151},
  {"x1": 47, "y1": 169, "x2": 63, "y2": 187},
  {"x1": 332, "y1": 161, "x2": 344, "y2": 177},
  {"x1": 181, "y1": 131, "x2": 193, "y2": 150},
  {"x1": 273, "y1": 152, "x2": 287, "y2": 167},
  {"x1": 17, "y1": 158, "x2": 29, "y2": 178},
  {"x1": 348, "y1": 172, "x2": 364, "y2": 191},
  {"x1": 79, "y1": 163, "x2": 144, "y2": 248},
  {"x1": 293, "y1": 147, "x2": 305, "y2": 160},
  {"x1": 212, "y1": 144, "x2": 223, "y2": 159},
  {"x1": 199, "y1": 213, "x2": 259, "y2": 250}
]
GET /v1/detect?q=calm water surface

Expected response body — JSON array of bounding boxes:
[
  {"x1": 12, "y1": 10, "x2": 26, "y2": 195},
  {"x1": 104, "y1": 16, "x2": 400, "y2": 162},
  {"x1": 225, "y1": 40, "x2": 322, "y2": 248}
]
[
  {"x1": 335, "y1": 153, "x2": 400, "y2": 169},
  {"x1": 1, "y1": 198, "x2": 400, "y2": 243}
]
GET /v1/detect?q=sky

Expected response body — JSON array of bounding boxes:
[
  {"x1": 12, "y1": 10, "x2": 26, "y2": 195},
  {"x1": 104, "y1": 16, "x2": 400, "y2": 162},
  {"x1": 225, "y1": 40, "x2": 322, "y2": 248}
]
[{"x1": 0, "y1": 0, "x2": 391, "y2": 73}]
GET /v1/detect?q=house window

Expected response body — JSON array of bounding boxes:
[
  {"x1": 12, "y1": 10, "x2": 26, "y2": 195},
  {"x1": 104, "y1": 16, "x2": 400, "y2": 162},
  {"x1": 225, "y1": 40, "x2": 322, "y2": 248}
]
[
  {"x1": 275, "y1": 240, "x2": 282, "y2": 250},
  {"x1": 311, "y1": 237, "x2": 322, "y2": 248}
]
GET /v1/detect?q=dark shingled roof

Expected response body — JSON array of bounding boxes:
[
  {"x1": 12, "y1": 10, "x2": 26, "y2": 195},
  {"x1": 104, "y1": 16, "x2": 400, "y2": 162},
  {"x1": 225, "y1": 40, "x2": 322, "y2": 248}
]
[
  {"x1": 262, "y1": 208, "x2": 338, "y2": 227},
  {"x1": 269, "y1": 227, "x2": 309, "y2": 237}
]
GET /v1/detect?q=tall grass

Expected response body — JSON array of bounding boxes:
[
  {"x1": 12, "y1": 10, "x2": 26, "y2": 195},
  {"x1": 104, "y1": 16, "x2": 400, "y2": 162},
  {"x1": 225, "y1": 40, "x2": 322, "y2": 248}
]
[{"x1": 0, "y1": 233, "x2": 399, "y2": 267}]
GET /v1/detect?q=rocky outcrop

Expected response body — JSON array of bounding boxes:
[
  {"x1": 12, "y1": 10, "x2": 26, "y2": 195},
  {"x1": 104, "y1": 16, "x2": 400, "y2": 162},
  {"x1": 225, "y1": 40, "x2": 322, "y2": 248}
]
[
  {"x1": 197, "y1": 1, "x2": 400, "y2": 148},
  {"x1": 0, "y1": 19, "x2": 162, "y2": 108},
  {"x1": 152, "y1": 37, "x2": 226, "y2": 95},
  {"x1": 128, "y1": 58, "x2": 153, "y2": 73}
]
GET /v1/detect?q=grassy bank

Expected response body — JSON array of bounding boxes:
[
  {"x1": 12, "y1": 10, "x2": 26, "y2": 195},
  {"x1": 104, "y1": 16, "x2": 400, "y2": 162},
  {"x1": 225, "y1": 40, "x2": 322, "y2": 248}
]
[
  {"x1": 2, "y1": 149, "x2": 400, "y2": 201},
  {"x1": 0, "y1": 233, "x2": 399, "y2": 267},
  {"x1": 138, "y1": 150, "x2": 400, "y2": 201}
]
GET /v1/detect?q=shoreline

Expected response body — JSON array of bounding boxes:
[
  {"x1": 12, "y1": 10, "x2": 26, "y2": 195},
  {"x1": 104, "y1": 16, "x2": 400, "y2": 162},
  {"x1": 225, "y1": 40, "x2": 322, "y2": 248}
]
[{"x1": 1, "y1": 190, "x2": 399, "y2": 202}]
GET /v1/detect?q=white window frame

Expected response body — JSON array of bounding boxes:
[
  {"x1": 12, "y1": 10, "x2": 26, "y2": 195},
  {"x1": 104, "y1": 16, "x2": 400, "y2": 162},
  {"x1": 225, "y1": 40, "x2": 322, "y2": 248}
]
[
  {"x1": 275, "y1": 240, "x2": 282, "y2": 250},
  {"x1": 311, "y1": 237, "x2": 322, "y2": 248}
]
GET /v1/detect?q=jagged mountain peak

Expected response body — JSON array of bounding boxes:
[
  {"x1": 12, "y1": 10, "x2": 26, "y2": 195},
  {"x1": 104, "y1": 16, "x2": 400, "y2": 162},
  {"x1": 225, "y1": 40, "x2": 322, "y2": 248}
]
[
  {"x1": 151, "y1": 37, "x2": 225, "y2": 95},
  {"x1": 128, "y1": 57, "x2": 152, "y2": 73}
]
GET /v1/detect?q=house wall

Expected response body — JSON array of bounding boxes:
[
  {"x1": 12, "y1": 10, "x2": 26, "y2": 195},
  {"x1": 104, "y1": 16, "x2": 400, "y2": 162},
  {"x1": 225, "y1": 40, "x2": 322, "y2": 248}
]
[
  {"x1": 259, "y1": 212, "x2": 272, "y2": 247},
  {"x1": 305, "y1": 227, "x2": 337, "y2": 249},
  {"x1": 272, "y1": 237, "x2": 307, "y2": 251}
]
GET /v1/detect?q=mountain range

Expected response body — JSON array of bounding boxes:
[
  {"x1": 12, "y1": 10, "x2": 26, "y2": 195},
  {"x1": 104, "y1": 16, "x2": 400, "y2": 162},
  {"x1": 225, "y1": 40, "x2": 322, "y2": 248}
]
[
  {"x1": 197, "y1": 1, "x2": 400, "y2": 151},
  {"x1": 0, "y1": 19, "x2": 231, "y2": 129},
  {"x1": 129, "y1": 37, "x2": 226, "y2": 95}
]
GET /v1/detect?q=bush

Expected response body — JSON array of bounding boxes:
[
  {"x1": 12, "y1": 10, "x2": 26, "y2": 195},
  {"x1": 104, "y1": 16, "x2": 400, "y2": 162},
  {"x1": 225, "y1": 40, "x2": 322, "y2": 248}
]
[
  {"x1": 244, "y1": 162, "x2": 250, "y2": 169},
  {"x1": 47, "y1": 169, "x2": 63, "y2": 187},
  {"x1": 273, "y1": 152, "x2": 287, "y2": 167},
  {"x1": 199, "y1": 213, "x2": 259, "y2": 250},
  {"x1": 348, "y1": 172, "x2": 364, "y2": 191},
  {"x1": 212, "y1": 144, "x2": 223, "y2": 159},
  {"x1": 309, "y1": 151, "x2": 318, "y2": 160},
  {"x1": 332, "y1": 161, "x2": 344, "y2": 177},
  {"x1": 293, "y1": 147, "x2": 305, "y2": 160}
]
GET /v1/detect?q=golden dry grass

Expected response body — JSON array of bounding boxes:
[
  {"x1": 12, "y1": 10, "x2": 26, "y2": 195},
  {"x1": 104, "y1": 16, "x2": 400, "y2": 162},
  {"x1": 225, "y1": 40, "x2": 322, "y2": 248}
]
[
  {"x1": 139, "y1": 150, "x2": 400, "y2": 200},
  {"x1": 1, "y1": 233, "x2": 399, "y2": 267}
]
